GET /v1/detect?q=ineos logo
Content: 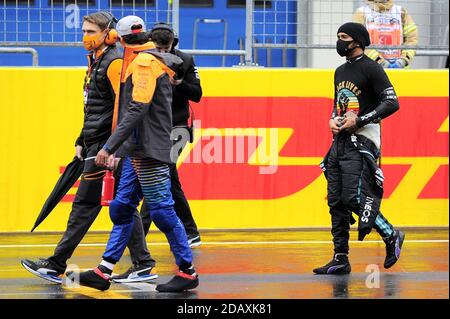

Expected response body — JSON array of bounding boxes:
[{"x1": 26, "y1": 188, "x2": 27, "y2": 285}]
[{"x1": 361, "y1": 196, "x2": 374, "y2": 223}]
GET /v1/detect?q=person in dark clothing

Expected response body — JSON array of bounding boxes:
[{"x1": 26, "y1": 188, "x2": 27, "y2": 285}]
[
  {"x1": 66, "y1": 15, "x2": 198, "y2": 293},
  {"x1": 20, "y1": 11, "x2": 133, "y2": 284},
  {"x1": 111, "y1": 22, "x2": 203, "y2": 284},
  {"x1": 313, "y1": 22, "x2": 405, "y2": 275}
]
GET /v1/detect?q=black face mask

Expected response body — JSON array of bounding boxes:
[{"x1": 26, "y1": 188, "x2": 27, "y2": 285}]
[{"x1": 336, "y1": 39, "x2": 355, "y2": 57}]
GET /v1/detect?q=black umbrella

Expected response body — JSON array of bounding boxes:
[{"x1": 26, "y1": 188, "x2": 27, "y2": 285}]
[{"x1": 31, "y1": 157, "x2": 85, "y2": 232}]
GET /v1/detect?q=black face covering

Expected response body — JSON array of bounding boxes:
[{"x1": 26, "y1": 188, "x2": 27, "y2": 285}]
[{"x1": 336, "y1": 39, "x2": 355, "y2": 57}]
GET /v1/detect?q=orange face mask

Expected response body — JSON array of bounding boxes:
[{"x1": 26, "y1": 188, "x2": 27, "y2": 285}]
[{"x1": 83, "y1": 31, "x2": 106, "y2": 51}]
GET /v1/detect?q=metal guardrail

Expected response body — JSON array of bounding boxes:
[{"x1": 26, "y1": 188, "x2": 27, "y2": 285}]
[
  {"x1": 0, "y1": 42, "x2": 245, "y2": 56},
  {"x1": 182, "y1": 49, "x2": 245, "y2": 57},
  {"x1": 0, "y1": 47, "x2": 39, "y2": 66},
  {"x1": 252, "y1": 43, "x2": 449, "y2": 57},
  {"x1": 1, "y1": 0, "x2": 448, "y2": 67},
  {"x1": 251, "y1": 0, "x2": 449, "y2": 67},
  {"x1": 0, "y1": 0, "x2": 179, "y2": 44},
  {"x1": 192, "y1": 18, "x2": 229, "y2": 67}
]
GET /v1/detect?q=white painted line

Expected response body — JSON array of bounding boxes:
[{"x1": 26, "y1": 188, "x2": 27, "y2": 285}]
[
  {"x1": 0, "y1": 239, "x2": 448, "y2": 248},
  {"x1": 188, "y1": 240, "x2": 450, "y2": 245},
  {"x1": 110, "y1": 289, "x2": 156, "y2": 293},
  {"x1": 120, "y1": 282, "x2": 157, "y2": 292}
]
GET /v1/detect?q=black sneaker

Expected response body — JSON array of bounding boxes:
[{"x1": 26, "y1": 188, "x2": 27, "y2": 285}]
[
  {"x1": 313, "y1": 253, "x2": 351, "y2": 275},
  {"x1": 188, "y1": 234, "x2": 201, "y2": 248},
  {"x1": 156, "y1": 268, "x2": 199, "y2": 292},
  {"x1": 384, "y1": 230, "x2": 405, "y2": 269},
  {"x1": 66, "y1": 267, "x2": 111, "y2": 291},
  {"x1": 111, "y1": 264, "x2": 158, "y2": 283},
  {"x1": 21, "y1": 258, "x2": 63, "y2": 284}
]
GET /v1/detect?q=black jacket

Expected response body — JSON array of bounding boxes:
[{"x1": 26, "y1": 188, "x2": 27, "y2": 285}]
[
  {"x1": 76, "y1": 46, "x2": 122, "y2": 147},
  {"x1": 171, "y1": 49, "x2": 202, "y2": 126}
]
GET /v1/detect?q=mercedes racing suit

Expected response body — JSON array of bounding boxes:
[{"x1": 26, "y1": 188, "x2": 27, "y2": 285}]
[{"x1": 322, "y1": 54, "x2": 400, "y2": 254}]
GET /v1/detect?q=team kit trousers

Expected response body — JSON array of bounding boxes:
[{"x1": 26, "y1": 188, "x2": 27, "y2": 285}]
[
  {"x1": 46, "y1": 141, "x2": 142, "y2": 273},
  {"x1": 324, "y1": 132, "x2": 395, "y2": 254}
]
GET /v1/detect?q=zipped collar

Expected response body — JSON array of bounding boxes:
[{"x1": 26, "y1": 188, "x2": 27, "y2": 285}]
[{"x1": 86, "y1": 45, "x2": 110, "y2": 63}]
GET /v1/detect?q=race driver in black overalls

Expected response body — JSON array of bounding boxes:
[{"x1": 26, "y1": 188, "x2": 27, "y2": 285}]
[{"x1": 314, "y1": 22, "x2": 405, "y2": 275}]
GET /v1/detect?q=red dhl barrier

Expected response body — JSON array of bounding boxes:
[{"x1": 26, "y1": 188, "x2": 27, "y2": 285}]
[
  {"x1": 0, "y1": 68, "x2": 447, "y2": 231},
  {"x1": 59, "y1": 96, "x2": 448, "y2": 202}
]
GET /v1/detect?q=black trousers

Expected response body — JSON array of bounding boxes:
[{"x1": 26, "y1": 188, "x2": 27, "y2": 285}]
[
  {"x1": 127, "y1": 139, "x2": 199, "y2": 266},
  {"x1": 325, "y1": 133, "x2": 394, "y2": 254},
  {"x1": 47, "y1": 142, "x2": 155, "y2": 273}
]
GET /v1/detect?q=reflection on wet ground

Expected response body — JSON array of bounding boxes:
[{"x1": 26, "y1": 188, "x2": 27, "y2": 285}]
[{"x1": 0, "y1": 229, "x2": 448, "y2": 299}]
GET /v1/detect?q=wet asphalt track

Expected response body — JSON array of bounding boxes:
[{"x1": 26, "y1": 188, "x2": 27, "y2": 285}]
[{"x1": 0, "y1": 229, "x2": 447, "y2": 299}]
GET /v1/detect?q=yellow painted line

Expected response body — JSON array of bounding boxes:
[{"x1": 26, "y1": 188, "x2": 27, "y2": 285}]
[
  {"x1": 63, "y1": 285, "x2": 130, "y2": 299},
  {"x1": 0, "y1": 290, "x2": 150, "y2": 297}
]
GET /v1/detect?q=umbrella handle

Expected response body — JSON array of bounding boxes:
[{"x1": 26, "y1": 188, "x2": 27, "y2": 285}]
[{"x1": 84, "y1": 156, "x2": 114, "y2": 171}]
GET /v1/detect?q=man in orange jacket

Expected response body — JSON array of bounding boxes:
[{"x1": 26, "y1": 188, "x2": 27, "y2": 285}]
[{"x1": 67, "y1": 15, "x2": 199, "y2": 293}]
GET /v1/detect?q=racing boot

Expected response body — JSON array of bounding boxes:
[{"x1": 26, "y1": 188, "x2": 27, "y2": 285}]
[
  {"x1": 313, "y1": 253, "x2": 351, "y2": 275},
  {"x1": 383, "y1": 230, "x2": 405, "y2": 269}
]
